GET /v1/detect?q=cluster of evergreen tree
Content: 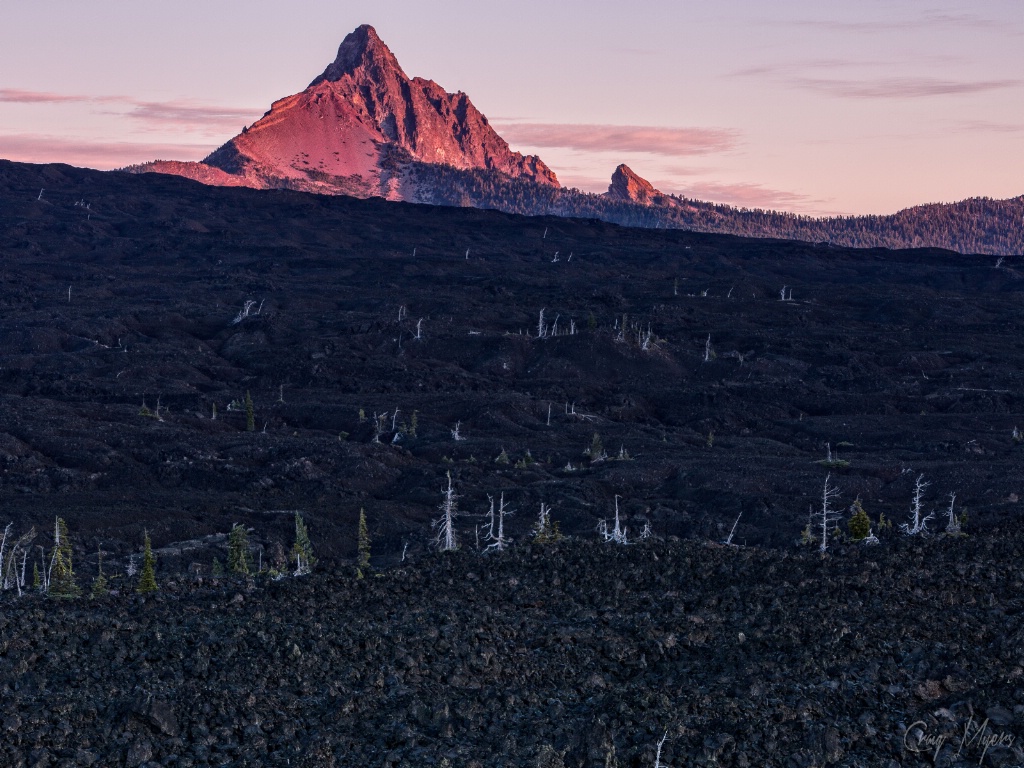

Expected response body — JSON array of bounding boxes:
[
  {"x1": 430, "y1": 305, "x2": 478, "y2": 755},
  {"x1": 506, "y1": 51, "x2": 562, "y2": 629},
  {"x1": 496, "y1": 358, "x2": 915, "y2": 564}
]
[{"x1": 0, "y1": 512, "x2": 322, "y2": 599}]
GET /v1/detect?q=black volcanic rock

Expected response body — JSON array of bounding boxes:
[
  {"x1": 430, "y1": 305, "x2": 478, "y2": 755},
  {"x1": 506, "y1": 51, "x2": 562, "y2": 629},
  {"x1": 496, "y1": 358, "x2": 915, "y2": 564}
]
[{"x1": 2, "y1": 536, "x2": 1024, "y2": 766}]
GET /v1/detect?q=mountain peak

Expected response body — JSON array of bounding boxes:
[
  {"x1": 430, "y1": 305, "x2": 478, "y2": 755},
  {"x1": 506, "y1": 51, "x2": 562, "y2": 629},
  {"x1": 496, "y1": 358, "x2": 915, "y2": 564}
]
[
  {"x1": 142, "y1": 24, "x2": 559, "y2": 197},
  {"x1": 314, "y1": 24, "x2": 405, "y2": 84},
  {"x1": 606, "y1": 164, "x2": 660, "y2": 205}
]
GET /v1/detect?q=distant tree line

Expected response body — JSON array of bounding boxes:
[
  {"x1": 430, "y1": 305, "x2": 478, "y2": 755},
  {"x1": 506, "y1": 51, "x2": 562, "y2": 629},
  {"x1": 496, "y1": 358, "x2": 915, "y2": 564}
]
[{"x1": 407, "y1": 162, "x2": 1024, "y2": 256}]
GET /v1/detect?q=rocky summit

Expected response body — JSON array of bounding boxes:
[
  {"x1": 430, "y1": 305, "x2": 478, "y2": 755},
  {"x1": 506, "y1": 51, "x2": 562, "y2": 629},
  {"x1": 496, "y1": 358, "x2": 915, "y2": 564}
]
[
  {"x1": 137, "y1": 25, "x2": 557, "y2": 198},
  {"x1": 605, "y1": 164, "x2": 665, "y2": 206}
]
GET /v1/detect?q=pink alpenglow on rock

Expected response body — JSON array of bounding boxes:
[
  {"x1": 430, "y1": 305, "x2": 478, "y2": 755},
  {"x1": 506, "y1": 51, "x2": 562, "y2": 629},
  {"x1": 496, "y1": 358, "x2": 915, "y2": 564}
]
[{"x1": 136, "y1": 25, "x2": 558, "y2": 199}]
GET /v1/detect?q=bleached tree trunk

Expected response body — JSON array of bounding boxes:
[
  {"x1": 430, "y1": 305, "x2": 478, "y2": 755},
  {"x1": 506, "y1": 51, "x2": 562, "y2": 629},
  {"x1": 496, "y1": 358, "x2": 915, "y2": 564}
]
[
  {"x1": 944, "y1": 492, "x2": 960, "y2": 534},
  {"x1": 610, "y1": 495, "x2": 628, "y2": 544},
  {"x1": 654, "y1": 732, "x2": 668, "y2": 768},
  {"x1": 433, "y1": 471, "x2": 459, "y2": 552},
  {"x1": 724, "y1": 511, "x2": 742, "y2": 546},
  {"x1": 0, "y1": 523, "x2": 10, "y2": 590},
  {"x1": 819, "y1": 474, "x2": 841, "y2": 553},
  {"x1": 900, "y1": 474, "x2": 934, "y2": 535},
  {"x1": 484, "y1": 495, "x2": 496, "y2": 542},
  {"x1": 485, "y1": 492, "x2": 512, "y2": 552}
]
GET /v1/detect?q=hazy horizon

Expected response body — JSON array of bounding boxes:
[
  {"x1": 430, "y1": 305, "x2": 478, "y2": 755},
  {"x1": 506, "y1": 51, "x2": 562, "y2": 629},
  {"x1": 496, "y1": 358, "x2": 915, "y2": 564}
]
[{"x1": 0, "y1": 0, "x2": 1021, "y2": 216}]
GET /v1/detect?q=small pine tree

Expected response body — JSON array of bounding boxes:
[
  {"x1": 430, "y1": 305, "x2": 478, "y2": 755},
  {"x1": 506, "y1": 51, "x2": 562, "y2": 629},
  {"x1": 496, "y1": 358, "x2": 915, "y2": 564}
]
[
  {"x1": 49, "y1": 517, "x2": 80, "y2": 598},
  {"x1": 877, "y1": 512, "x2": 893, "y2": 534},
  {"x1": 211, "y1": 557, "x2": 224, "y2": 578},
  {"x1": 245, "y1": 391, "x2": 255, "y2": 432},
  {"x1": 533, "y1": 504, "x2": 564, "y2": 544},
  {"x1": 227, "y1": 524, "x2": 252, "y2": 575},
  {"x1": 357, "y1": 508, "x2": 371, "y2": 579},
  {"x1": 137, "y1": 531, "x2": 157, "y2": 593},
  {"x1": 291, "y1": 512, "x2": 316, "y2": 574},
  {"x1": 32, "y1": 562, "x2": 41, "y2": 591},
  {"x1": 90, "y1": 545, "x2": 110, "y2": 598},
  {"x1": 848, "y1": 498, "x2": 871, "y2": 541}
]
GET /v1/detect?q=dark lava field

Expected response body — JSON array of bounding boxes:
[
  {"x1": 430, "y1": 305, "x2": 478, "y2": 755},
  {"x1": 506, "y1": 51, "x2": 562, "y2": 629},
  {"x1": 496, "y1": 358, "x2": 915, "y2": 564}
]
[
  {"x1": 1, "y1": 160, "x2": 1022, "y2": 564},
  {"x1": 2, "y1": 161, "x2": 1024, "y2": 766}
]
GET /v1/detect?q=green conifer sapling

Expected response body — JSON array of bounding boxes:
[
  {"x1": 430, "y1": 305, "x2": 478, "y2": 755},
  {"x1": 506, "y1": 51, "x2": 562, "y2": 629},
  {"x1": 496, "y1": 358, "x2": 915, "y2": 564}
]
[
  {"x1": 91, "y1": 545, "x2": 110, "y2": 598},
  {"x1": 291, "y1": 512, "x2": 315, "y2": 575},
  {"x1": 357, "y1": 508, "x2": 371, "y2": 579},
  {"x1": 49, "y1": 517, "x2": 80, "y2": 598},
  {"x1": 137, "y1": 530, "x2": 158, "y2": 593},
  {"x1": 245, "y1": 391, "x2": 255, "y2": 432},
  {"x1": 848, "y1": 498, "x2": 871, "y2": 541},
  {"x1": 227, "y1": 523, "x2": 252, "y2": 575}
]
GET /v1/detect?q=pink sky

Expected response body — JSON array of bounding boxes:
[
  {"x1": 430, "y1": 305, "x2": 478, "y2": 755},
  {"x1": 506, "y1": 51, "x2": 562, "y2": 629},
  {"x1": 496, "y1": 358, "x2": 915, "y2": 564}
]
[{"x1": 1, "y1": 0, "x2": 1021, "y2": 216}]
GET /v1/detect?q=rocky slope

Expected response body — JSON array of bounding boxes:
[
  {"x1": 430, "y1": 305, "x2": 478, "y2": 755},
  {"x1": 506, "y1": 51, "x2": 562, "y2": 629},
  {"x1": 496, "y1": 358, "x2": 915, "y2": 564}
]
[
  {"x1": 136, "y1": 25, "x2": 557, "y2": 198},
  {"x1": 2, "y1": 534, "x2": 1023, "y2": 767}
]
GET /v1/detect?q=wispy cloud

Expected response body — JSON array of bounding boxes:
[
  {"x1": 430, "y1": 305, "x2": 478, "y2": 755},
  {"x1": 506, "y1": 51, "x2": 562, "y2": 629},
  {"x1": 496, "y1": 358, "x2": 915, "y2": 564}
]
[
  {"x1": 786, "y1": 11, "x2": 1005, "y2": 34},
  {"x1": 0, "y1": 89, "x2": 258, "y2": 132},
  {"x1": 0, "y1": 88, "x2": 136, "y2": 106},
  {"x1": 729, "y1": 59, "x2": 1017, "y2": 99},
  {"x1": 494, "y1": 123, "x2": 740, "y2": 157},
  {"x1": 669, "y1": 181, "x2": 816, "y2": 211},
  {"x1": 120, "y1": 100, "x2": 259, "y2": 131},
  {"x1": 790, "y1": 76, "x2": 1020, "y2": 99},
  {"x1": 953, "y1": 120, "x2": 1024, "y2": 134},
  {"x1": 0, "y1": 134, "x2": 214, "y2": 169}
]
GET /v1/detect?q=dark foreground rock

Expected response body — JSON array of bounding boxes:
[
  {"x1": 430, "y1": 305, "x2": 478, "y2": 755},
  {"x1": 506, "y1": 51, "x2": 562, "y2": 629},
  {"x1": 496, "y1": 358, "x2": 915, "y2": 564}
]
[{"x1": 2, "y1": 534, "x2": 1024, "y2": 767}]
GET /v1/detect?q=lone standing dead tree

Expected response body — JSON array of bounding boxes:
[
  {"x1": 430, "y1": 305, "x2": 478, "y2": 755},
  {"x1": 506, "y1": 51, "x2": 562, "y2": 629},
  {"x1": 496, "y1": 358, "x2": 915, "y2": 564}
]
[
  {"x1": 818, "y1": 474, "x2": 841, "y2": 553},
  {"x1": 900, "y1": 474, "x2": 935, "y2": 536},
  {"x1": 433, "y1": 471, "x2": 459, "y2": 552},
  {"x1": 484, "y1": 492, "x2": 513, "y2": 552}
]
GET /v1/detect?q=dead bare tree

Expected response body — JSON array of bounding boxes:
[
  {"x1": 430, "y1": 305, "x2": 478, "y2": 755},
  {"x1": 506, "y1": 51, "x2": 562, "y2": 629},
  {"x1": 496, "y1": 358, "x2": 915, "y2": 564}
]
[
  {"x1": 818, "y1": 474, "x2": 841, "y2": 553},
  {"x1": 600, "y1": 495, "x2": 629, "y2": 544},
  {"x1": 433, "y1": 471, "x2": 459, "y2": 552},
  {"x1": 654, "y1": 732, "x2": 668, "y2": 768},
  {"x1": 724, "y1": 510, "x2": 743, "y2": 546},
  {"x1": 3, "y1": 528, "x2": 35, "y2": 595},
  {"x1": 0, "y1": 523, "x2": 10, "y2": 588},
  {"x1": 944, "y1": 491, "x2": 961, "y2": 534},
  {"x1": 484, "y1": 492, "x2": 513, "y2": 552},
  {"x1": 900, "y1": 474, "x2": 934, "y2": 536}
]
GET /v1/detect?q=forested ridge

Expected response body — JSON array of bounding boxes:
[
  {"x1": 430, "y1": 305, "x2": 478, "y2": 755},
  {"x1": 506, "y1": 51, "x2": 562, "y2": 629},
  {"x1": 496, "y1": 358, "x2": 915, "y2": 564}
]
[{"x1": 409, "y1": 163, "x2": 1024, "y2": 256}]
